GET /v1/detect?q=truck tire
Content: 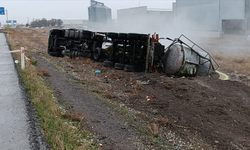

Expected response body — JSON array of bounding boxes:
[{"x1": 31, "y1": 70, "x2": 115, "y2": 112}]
[
  {"x1": 107, "y1": 32, "x2": 118, "y2": 39},
  {"x1": 124, "y1": 65, "x2": 135, "y2": 72},
  {"x1": 69, "y1": 51, "x2": 73, "y2": 59},
  {"x1": 49, "y1": 51, "x2": 63, "y2": 57},
  {"x1": 118, "y1": 33, "x2": 127, "y2": 40},
  {"x1": 64, "y1": 30, "x2": 70, "y2": 38},
  {"x1": 49, "y1": 52, "x2": 57, "y2": 56},
  {"x1": 48, "y1": 35, "x2": 53, "y2": 53},
  {"x1": 114, "y1": 63, "x2": 125, "y2": 70},
  {"x1": 72, "y1": 51, "x2": 76, "y2": 59},
  {"x1": 69, "y1": 30, "x2": 75, "y2": 38},
  {"x1": 94, "y1": 47, "x2": 103, "y2": 60},
  {"x1": 75, "y1": 31, "x2": 80, "y2": 39},
  {"x1": 103, "y1": 60, "x2": 114, "y2": 67},
  {"x1": 128, "y1": 33, "x2": 141, "y2": 40},
  {"x1": 50, "y1": 29, "x2": 63, "y2": 36}
]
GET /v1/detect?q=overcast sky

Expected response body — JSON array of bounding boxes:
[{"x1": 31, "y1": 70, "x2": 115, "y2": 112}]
[{"x1": 0, "y1": 0, "x2": 176, "y2": 24}]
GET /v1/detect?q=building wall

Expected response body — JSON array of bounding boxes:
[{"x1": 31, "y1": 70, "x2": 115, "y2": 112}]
[
  {"x1": 246, "y1": 0, "x2": 250, "y2": 31},
  {"x1": 146, "y1": 10, "x2": 173, "y2": 33},
  {"x1": 63, "y1": 20, "x2": 88, "y2": 29},
  {"x1": 117, "y1": 6, "x2": 173, "y2": 33},
  {"x1": 117, "y1": 6, "x2": 148, "y2": 33},
  {"x1": 175, "y1": 0, "x2": 220, "y2": 31},
  {"x1": 220, "y1": 0, "x2": 245, "y2": 20},
  {"x1": 175, "y1": 0, "x2": 246, "y2": 32},
  {"x1": 88, "y1": 6, "x2": 112, "y2": 23},
  {"x1": 88, "y1": 0, "x2": 112, "y2": 23}
]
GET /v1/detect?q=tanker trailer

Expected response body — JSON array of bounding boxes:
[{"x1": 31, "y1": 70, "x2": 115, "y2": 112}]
[
  {"x1": 161, "y1": 34, "x2": 219, "y2": 76},
  {"x1": 47, "y1": 28, "x2": 218, "y2": 77}
]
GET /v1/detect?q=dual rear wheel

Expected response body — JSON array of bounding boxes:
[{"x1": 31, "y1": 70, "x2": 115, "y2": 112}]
[{"x1": 103, "y1": 61, "x2": 138, "y2": 72}]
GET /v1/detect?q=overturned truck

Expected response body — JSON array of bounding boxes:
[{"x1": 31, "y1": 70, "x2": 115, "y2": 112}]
[{"x1": 48, "y1": 28, "x2": 218, "y2": 76}]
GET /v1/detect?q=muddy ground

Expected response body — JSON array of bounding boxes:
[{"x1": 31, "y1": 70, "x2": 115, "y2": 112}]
[{"x1": 6, "y1": 28, "x2": 250, "y2": 150}]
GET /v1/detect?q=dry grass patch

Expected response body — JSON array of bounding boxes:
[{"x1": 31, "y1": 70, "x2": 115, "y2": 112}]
[
  {"x1": 37, "y1": 68, "x2": 51, "y2": 76},
  {"x1": 124, "y1": 89, "x2": 134, "y2": 93},
  {"x1": 108, "y1": 72, "x2": 124, "y2": 80},
  {"x1": 134, "y1": 82, "x2": 144, "y2": 91},
  {"x1": 91, "y1": 88, "x2": 102, "y2": 94},
  {"x1": 129, "y1": 77, "x2": 137, "y2": 84},
  {"x1": 62, "y1": 110, "x2": 85, "y2": 122},
  {"x1": 101, "y1": 92, "x2": 114, "y2": 99},
  {"x1": 212, "y1": 52, "x2": 250, "y2": 75}
]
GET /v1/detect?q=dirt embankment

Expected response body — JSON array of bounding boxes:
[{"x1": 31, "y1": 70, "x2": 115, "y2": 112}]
[{"x1": 6, "y1": 28, "x2": 250, "y2": 150}]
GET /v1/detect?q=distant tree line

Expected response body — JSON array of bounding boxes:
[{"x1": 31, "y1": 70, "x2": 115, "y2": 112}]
[{"x1": 29, "y1": 18, "x2": 63, "y2": 28}]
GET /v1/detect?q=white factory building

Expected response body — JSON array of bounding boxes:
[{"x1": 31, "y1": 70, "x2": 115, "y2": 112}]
[
  {"x1": 116, "y1": 0, "x2": 250, "y2": 37},
  {"x1": 117, "y1": 6, "x2": 173, "y2": 33},
  {"x1": 173, "y1": 0, "x2": 250, "y2": 36},
  {"x1": 62, "y1": 0, "x2": 250, "y2": 37},
  {"x1": 62, "y1": 19, "x2": 89, "y2": 29}
]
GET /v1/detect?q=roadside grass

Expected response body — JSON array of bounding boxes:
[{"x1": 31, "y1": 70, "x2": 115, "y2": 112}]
[
  {"x1": 43, "y1": 55, "x2": 173, "y2": 149},
  {"x1": 212, "y1": 52, "x2": 250, "y2": 75},
  {"x1": 7, "y1": 41, "x2": 99, "y2": 149}
]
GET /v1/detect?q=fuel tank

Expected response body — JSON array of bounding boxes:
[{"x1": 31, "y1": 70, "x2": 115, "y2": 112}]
[{"x1": 163, "y1": 43, "x2": 215, "y2": 77}]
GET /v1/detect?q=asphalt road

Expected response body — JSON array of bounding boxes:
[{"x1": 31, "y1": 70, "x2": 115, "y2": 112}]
[{"x1": 0, "y1": 33, "x2": 48, "y2": 150}]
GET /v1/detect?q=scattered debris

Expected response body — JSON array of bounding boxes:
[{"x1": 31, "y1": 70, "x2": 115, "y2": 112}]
[
  {"x1": 104, "y1": 79, "x2": 109, "y2": 83},
  {"x1": 136, "y1": 80, "x2": 150, "y2": 85},
  {"x1": 95, "y1": 70, "x2": 101, "y2": 74},
  {"x1": 91, "y1": 120, "x2": 101, "y2": 123},
  {"x1": 119, "y1": 104, "x2": 125, "y2": 107}
]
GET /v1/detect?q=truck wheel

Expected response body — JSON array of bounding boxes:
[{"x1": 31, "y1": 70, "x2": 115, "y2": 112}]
[
  {"x1": 50, "y1": 29, "x2": 63, "y2": 35},
  {"x1": 124, "y1": 65, "x2": 135, "y2": 72},
  {"x1": 103, "y1": 60, "x2": 114, "y2": 67},
  {"x1": 75, "y1": 51, "x2": 79, "y2": 57},
  {"x1": 48, "y1": 35, "x2": 54, "y2": 53},
  {"x1": 69, "y1": 51, "x2": 73, "y2": 59},
  {"x1": 49, "y1": 51, "x2": 63, "y2": 57},
  {"x1": 118, "y1": 33, "x2": 127, "y2": 40},
  {"x1": 107, "y1": 32, "x2": 118, "y2": 39},
  {"x1": 73, "y1": 51, "x2": 76, "y2": 59},
  {"x1": 75, "y1": 31, "x2": 80, "y2": 39},
  {"x1": 115, "y1": 63, "x2": 125, "y2": 70},
  {"x1": 94, "y1": 47, "x2": 103, "y2": 60},
  {"x1": 64, "y1": 30, "x2": 69, "y2": 38},
  {"x1": 128, "y1": 33, "x2": 141, "y2": 40},
  {"x1": 69, "y1": 30, "x2": 75, "y2": 38}
]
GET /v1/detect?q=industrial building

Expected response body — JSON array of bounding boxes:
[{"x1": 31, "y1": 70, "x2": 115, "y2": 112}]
[
  {"x1": 88, "y1": 0, "x2": 112, "y2": 23},
  {"x1": 62, "y1": 19, "x2": 88, "y2": 29},
  {"x1": 173, "y1": 0, "x2": 250, "y2": 35},
  {"x1": 117, "y1": 6, "x2": 173, "y2": 33},
  {"x1": 62, "y1": 0, "x2": 250, "y2": 36},
  {"x1": 62, "y1": 1, "x2": 112, "y2": 30}
]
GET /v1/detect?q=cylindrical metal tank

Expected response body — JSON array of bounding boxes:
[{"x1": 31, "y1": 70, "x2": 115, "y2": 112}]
[
  {"x1": 163, "y1": 44, "x2": 214, "y2": 76},
  {"x1": 88, "y1": 0, "x2": 111, "y2": 23}
]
